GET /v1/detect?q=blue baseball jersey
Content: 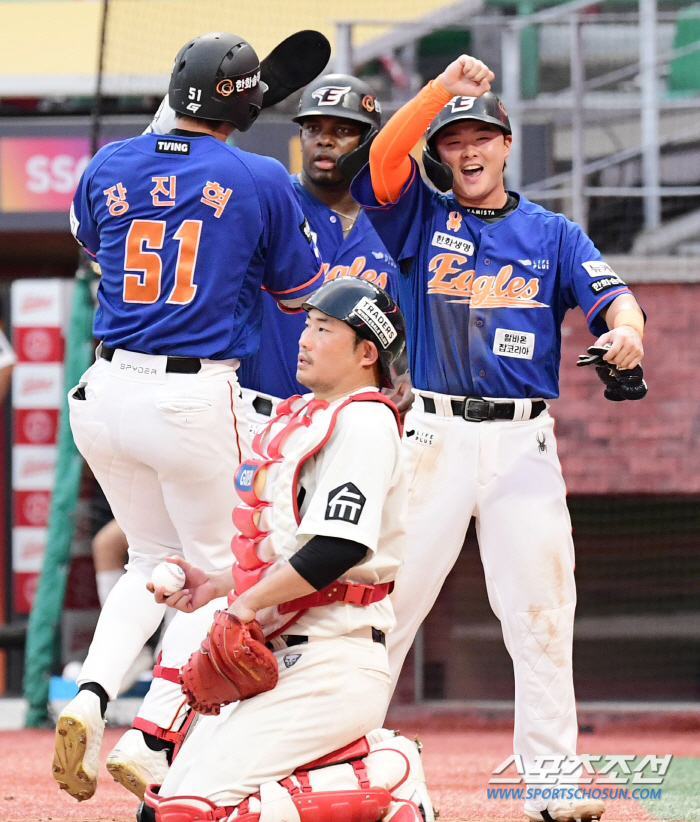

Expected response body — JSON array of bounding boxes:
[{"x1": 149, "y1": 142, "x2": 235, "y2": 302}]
[
  {"x1": 237, "y1": 175, "x2": 399, "y2": 398},
  {"x1": 71, "y1": 133, "x2": 322, "y2": 360},
  {"x1": 351, "y1": 158, "x2": 635, "y2": 399}
]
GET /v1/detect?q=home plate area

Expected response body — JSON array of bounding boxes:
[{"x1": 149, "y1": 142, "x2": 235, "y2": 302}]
[{"x1": 2, "y1": 716, "x2": 700, "y2": 822}]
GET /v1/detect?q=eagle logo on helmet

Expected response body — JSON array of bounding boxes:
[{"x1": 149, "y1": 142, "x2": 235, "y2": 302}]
[
  {"x1": 362, "y1": 95, "x2": 376, "y2": 112},
  {"x1": 311, "y1": 85, "x2": 351, "y2": 106},
  {"x1": 446, "y1": 96, "x2": 476, "y2": 113},
  {"x1": 216, "y1": 79, "x2": 235, "y2": 97},
  {"x1": 499, "y1": 100, "x2": 508, "y2": 117}
]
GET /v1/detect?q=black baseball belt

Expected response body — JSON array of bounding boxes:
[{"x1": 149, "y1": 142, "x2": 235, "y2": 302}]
[
  {"x1": 268, "y1": 628, "x2": 386, "y2": 651},
  {"x1": 99, "y1": 344, "x2": 201, "y2": 374},
  {"x1": 419, "y1": 393, "x2": 546, "y2": 422}
]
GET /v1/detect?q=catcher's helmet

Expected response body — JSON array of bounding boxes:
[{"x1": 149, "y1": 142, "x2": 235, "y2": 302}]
[
  {"x1": 169, "y1": 33, "x2": 268, "y2": 132},
  {"x1": 422, "y1": 92, "x2": 511, "y2": 191},
  {"x1": 303, "y1": 278, "x2": 405, "y2": 389},
  {"x1": 293, "y1": 74, "x2": 382, "y2": 181}
]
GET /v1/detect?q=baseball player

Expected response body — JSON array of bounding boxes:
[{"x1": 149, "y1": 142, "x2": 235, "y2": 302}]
[
  {"x1": 52, "y1": 32, "x2": 323, "y2": 802},
  {"x1": 142, "y1": 278, "x2": 433, "y2": 822},
  {"x1": 350, "y1": 55, "x2": 645, "y2": 822},
  {"x1": 238, "y1": 73, "x2": 406, "y2": 430}
]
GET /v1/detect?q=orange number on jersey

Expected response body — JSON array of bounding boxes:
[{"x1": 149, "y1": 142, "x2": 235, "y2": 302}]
[
  {"x1": 124, "y1": 220, "x2": 164, "y2": 304},
  {"x1": 123, "y1": 219, "x2": 202, "y2": 306},
  {"x1": 167, "y1": 220, "x2": 203, "y2": 304}
]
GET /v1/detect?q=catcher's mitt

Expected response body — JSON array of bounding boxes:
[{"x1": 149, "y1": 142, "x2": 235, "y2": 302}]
[
  {"x1": 576, "y1": 344, "x2": 647, "y2": 401},
  {"x1": 179, "y1": 611, "x2": 278, "y2": 715}
]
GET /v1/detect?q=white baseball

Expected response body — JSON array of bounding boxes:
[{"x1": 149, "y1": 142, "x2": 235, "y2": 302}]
[{"x1": 151, "y1": 561, "x2": 186, "y2": 596}]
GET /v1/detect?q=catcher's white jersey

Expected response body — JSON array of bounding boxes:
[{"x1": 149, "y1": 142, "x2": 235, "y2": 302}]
[{"x1": 233, "y1": 391, "x2": 406, "y2": 639}]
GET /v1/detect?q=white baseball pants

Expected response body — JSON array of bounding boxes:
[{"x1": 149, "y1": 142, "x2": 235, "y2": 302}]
[
  {"x1": 160, "y1": 635, "x2": 391, "y2": 805},
  {"x1": 388, "y1": 397, "x2": 578, "y2": 809},
  {"x1": 70, "y1": 352, "x2": 251, "y2": 713}
]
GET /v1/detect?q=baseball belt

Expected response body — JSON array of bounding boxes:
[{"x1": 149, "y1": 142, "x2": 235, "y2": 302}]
[
  {"x1": 267, "y1": 626, "x2": 386, "y2": 652},
  {"x1": 419, "y1": 393, "x2": 546, "y2": 422},
  {"x1": 99, "y1": 344, "x2": 201, "y2": 374}
]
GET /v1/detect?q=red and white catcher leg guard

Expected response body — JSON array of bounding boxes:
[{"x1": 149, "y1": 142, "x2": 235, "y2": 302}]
[
  {"x1": 144, "y1": 785, "x2": 261, "y2": 822},
  {"x1": 144, "y1": 729, "x2": 434, "y2": 822}
]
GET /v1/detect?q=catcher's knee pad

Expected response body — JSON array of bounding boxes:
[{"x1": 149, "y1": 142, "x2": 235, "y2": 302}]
[
  {"x1": 256, "y1": 729, "x2": 433, "y2": 822},
  {"x1": 144, "y1": 784, "x2": 259, "y2": 822},
  {"x1": 143, "y1": 730, "x2": 434, "y2": 822},
  {"x1": 366, "y1": 729, "x2": 433, "y2": 822}
]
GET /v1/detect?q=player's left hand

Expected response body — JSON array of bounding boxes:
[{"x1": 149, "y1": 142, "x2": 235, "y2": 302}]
[
  {"x1": 593, "y1": 325, "x2": 644, "y2": 370},
  {"x1": 227, "y1": 594, "x2": 257, "y2": 624}
]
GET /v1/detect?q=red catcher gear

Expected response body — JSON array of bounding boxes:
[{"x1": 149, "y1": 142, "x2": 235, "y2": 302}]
[
  {"x1": 179, "y1": 612, "x2": 278, "y2": 716},
  {"x1": 143, "y1": 730, "x2": 433, "y2": 822},
  {"x1": 278, "y1": 580, "x2": 394, "y2": 614},
  {"x1": 229, "y1": 392, "x2": 401, "y2": 633}
]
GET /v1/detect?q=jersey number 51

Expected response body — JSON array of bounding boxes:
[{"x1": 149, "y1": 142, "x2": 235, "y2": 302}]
[{"x1": 124, "y1": 219, "x2": 202, "y2": 305}]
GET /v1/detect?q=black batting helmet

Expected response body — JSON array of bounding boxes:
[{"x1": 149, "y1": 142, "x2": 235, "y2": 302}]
[
  {"x1": 168, "y1": 33, "x2": 268, "y2": 132},
  {"x1": 293, "y1": 74, "x2": 382, "y2": 181},
  {"x1": 422, "y1": 92, "x2": 511, "y2": 191},
  {"x1": 303, "y1": 278, "x2": 405, "y2": 389}
]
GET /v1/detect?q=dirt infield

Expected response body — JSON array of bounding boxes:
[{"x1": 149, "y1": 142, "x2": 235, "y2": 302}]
[{"x1": 1, "y1": 723, "x2": 699, "y2": 822}]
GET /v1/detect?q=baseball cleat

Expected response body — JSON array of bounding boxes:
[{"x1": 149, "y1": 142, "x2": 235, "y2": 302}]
[
  {"x1": 52, "y1": 689, "x2": 106, "y2": 801},
  {"x1": 106, "y1": 728, "x2": 170, "y2": 800},
  {"x1": 526, "y1": 800, "x2": 606, "y2": 822}
]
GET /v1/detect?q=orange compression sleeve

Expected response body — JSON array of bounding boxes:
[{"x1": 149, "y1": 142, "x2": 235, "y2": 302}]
[{"x1": 369, "y1": 78, "x2": 454, "y2": 204}]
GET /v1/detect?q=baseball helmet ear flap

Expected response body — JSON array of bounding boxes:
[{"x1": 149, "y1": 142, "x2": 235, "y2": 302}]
[
  {"x1": 422, "y1": 142, "x2": 454, "y2": 192},
  {"x1": 335, "y1": 126, "x2": 378, "y2": 181}
]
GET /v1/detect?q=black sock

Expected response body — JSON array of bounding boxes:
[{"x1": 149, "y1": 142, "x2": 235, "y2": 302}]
[
  {"x1": 142, "y1": 732, "x2": 176, "y2": 763},
  {"x1": 78, "y1": 682, "x2": 109, "y2": 718}
]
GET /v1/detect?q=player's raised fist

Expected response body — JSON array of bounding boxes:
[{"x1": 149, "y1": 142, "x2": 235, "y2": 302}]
[{"x1": 439, "y1": 55, "x2": 494, "y2": 98}]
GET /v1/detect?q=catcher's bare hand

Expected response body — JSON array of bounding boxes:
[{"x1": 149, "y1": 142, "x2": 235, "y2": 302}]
[
  {"x1": 147, "y1": 556, "x2": 218, "y2": 613},
  {"x1": 439, "y1": 55, "x2": 494, "y2": 98},
  {"x1": 227, "y1": 593, "x2": 257, "y2": 624},
  {"x1": 594, "y1": 326, "x2": 644, "y2": 370}
]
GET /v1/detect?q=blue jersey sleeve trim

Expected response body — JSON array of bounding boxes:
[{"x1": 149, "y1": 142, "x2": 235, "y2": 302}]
[{"x1": 264, "y1": 264, "x2": 324, "y2": 297}]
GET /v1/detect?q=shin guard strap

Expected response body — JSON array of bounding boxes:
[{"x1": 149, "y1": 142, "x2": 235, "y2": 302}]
[{"x1": 133, "y1": 717, "x2": 186, "y2": 747}]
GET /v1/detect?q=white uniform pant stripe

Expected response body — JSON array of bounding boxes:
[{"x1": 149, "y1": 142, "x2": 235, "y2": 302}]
[{"x1": 387, "y1": 405, "x2": 578, "y2": 798}]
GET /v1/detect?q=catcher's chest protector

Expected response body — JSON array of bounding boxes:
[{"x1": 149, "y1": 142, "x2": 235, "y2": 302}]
[{"x1": 229, "y1": 393, "x2": 399, "y2": 634}]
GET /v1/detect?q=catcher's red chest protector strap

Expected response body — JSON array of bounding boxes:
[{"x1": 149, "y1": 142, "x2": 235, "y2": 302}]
[{"x1": 278, "y1": 580, "x2": 394, "y2": 614}]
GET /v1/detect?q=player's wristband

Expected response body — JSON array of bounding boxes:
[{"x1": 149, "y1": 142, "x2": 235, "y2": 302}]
[{"x1": 613, "y1": 309, "x2": 644, "y2": 339}]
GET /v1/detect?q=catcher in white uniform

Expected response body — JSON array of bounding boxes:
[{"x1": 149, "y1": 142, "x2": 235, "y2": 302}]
[{"x1": 141, "y1": 278, "x2": 433, "y2": 822}]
